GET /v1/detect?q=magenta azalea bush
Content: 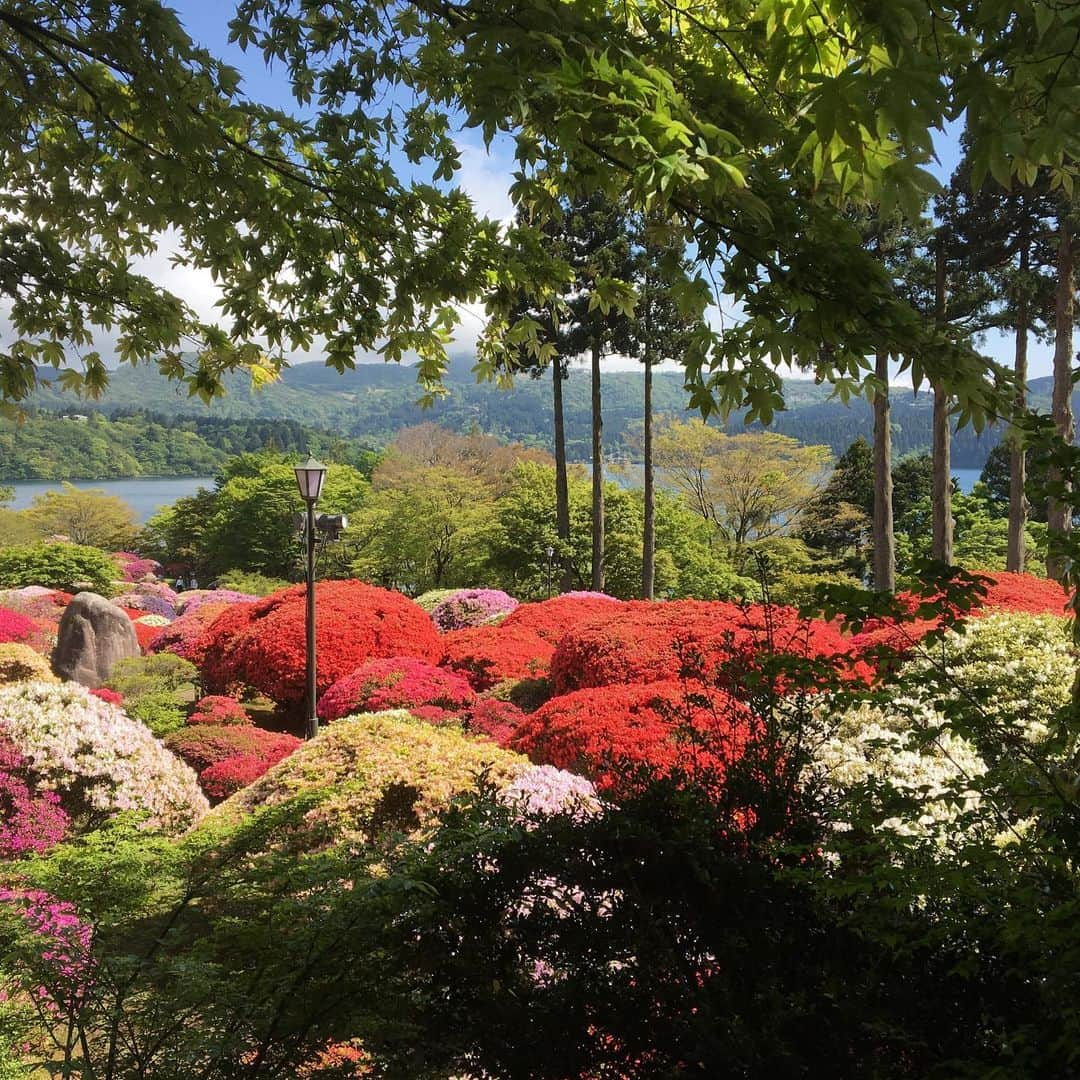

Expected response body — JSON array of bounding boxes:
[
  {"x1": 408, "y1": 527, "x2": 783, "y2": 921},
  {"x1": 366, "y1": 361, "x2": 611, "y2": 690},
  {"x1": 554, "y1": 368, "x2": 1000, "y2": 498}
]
[
  {"x1": 111, "y1": 552, "x2": 163, "y2": 582},
  {"x1": 0, "y1": 682, "x2": 208, "y2": 834},
  {"x1": 318, "y1": 656, "x2": 476, "y2": 722},
  {"x1": 0, "y1": 737, "x2": 69, "y2": 858},
  {"x1": 431, "y1": 588, "x2": 519, "y2": 631}
]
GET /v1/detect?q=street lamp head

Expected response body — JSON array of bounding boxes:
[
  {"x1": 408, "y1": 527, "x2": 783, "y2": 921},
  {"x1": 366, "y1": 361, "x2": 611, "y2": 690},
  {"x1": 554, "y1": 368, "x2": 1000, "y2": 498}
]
[
  {"x1": 294, "y1": 455, "x2": 328, "y2": 503},
  {"x1": 545, "y1": 545, "x2": 555, "y2": 559}
]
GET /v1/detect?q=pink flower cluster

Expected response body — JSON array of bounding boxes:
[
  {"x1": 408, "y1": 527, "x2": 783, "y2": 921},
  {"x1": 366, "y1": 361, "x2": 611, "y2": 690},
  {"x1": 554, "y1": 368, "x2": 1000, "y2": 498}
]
[
  {"x1": 0, "y1": 888, "x2": 93, "y2": 1002},
  {"x1": 188, "y1": 695, "x2": 250, "y2": 726},
  {"x1": 0, "y1": 737, "x2": 68, "y2": 858},
  {"x1": 111, "y1": 552, "x2": 163, "y2": 582},
  {"x1": 318, "y1": 657, "x2": 476, "y2": 722},
  {"x1": 431, "y1": 588, "x2": 519, "y2": 631},
  {"x1": 174, "y1": 589, "x2": 257, "y2": 615}
]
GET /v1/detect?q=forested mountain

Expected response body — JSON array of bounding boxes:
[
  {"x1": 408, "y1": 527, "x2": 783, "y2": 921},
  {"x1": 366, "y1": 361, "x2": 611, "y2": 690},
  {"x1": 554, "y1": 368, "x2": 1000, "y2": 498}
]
[{"x1": 24, "y1": 355, "x2": 1060, "y2": 472}]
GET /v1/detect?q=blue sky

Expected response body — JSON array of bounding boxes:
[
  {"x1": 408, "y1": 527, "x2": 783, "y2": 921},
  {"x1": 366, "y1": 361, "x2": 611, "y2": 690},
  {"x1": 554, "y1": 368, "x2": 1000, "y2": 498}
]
[{"x1": 169, "y1": 2, "x2": 1053, "y2": 383}]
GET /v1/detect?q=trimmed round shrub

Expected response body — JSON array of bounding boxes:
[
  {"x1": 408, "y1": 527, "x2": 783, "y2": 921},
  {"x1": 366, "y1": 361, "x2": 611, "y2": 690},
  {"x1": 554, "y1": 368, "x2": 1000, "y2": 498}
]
[
  {"x1": 0, "y1": 735, "x2": 69, "y2": 858},
  {"x1": 111, "y1": 552, "x2": 163, "y2": 582},
  {"x1": 500, "y1": 594, "x2": 622, "y2": 645},
  {"x1": 0, "y1": 542, "x2": 119, "y2": 595},
  {"x1": 199, "y1": 754, "x2": 274, "y2": 801},
  {"x1": 201, "y1": 581, "x2": 442, "y2": 707},
  {"x1": 511, "y1": 680, "x2": 751, "y2": 795},
  {"x1": 198, "y1": 710, "x2": 528, "y2": 853},
  {"x1": 440, "y1": 623, "x2": 555, "y2": 691},
  {"x1": 413, "y1": 588, "x2": 457, "y2": 613},
  {"x1": 0, "y1": 681, "x2": 208, "y2": 833},
  {"x1": 431, "y1": 588, "x2": 519, "y2": 631},
  {"x1": 0, "y1": 644, "x2": 56, "y2": 686},
  {"x1": 318, "y1": 657, "x2": 476, "y2": 722},
  {"x1": 549, "y1": 600, "x2": 857, "y2": 695},
  {"x1": 0, "y1": 608, "x2": 37, "y2": 646},
  {"x1": 148, "y1": 602, "x2": 231, "y2": 666},
  {"x1": 465, "y1": 697, "x2": 527, "y2": 746},
  {"x1": 164, "y1": 724, "x2": 301, "y2": 775},
  {"x1": 174, "y1": 589, "x2": 257, "y2": 616},
  {"x1": 189, "y1": 695, "x2": 251, "y2": 726}
]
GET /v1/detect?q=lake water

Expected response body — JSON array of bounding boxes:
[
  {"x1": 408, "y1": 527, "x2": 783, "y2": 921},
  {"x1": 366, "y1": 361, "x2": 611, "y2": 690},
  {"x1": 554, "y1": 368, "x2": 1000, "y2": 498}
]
[
  {"x1": 952, "y1": 468, "x2": 982, "y2": 494},
  {"x1": 4, "y1": 477, "x2": 213, "y2": 522}
]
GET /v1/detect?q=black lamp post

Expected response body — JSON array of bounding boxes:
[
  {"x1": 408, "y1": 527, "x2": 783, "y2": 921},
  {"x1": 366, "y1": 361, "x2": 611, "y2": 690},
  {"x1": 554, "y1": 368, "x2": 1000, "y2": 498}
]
[
  {"x1": 545, "y1": 545, "x2": 555, "y2": 599},
  {"x1": 294, "y1": 455, "x2": 327, "y2": 740}
]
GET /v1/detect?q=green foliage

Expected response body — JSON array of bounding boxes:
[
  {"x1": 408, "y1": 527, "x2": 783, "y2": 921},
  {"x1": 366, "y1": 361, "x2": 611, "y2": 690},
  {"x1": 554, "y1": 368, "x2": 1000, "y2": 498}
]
[
  {"x1": 0, "y1": 541, "x2": 118, "y2": 594},
  {"x1": 22, "y1": 482, "x2": 138, "y2": 550},
  {"x1": 213, "y1": 568, "x2": 289, "y2": 596},
  {"x1": 104, "y1": 653, "x2": 199, "y2": 737}
]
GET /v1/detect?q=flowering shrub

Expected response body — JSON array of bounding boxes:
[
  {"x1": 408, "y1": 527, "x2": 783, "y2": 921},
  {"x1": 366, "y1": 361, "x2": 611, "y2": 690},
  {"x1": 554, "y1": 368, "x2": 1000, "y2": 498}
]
[
  {"x1": 512, "y1": 680, "x2": 752, "y2": 795},
  {"x1": 465, "y1": 697, "x2": 527, "y2": 746},
  {"x1": 0, "y1": 737, "x2": 68, "y2": 858},
  {"x1": 199, "y1": 753, "x2": 278, "y2": 801},
  {"x1": 113, "y1": 592, "x2": 176, "y2": 621},
  {"x1": 0, "y1": 643, "x2": 56, "y2": 685},
  {"x1": 413, "y1": 588, "x2": 457, "y2": 613},
  {"x1": 431, "y1": 588, "x2": 519, "y2": 631},
  {"x1": 200, "y1": 710, "x2": 528, "y2": 852},
  {"x1": 549, "y1": 600, "x2": 858, "y2": 695},
  {"x1": 440, "y1": 624, "x2": 555, "y2": 691},
  {"x1": 0, "y1": 681, "x2": 207, "y2": 833},
  {"x1": 201, "y1": 581, "x2": 442, "y2": 707},
  {"x1": 499, "y1": 764, "x2": 600, "y2": 821},
  {"x1": 318, "y1": 657, "x2": 476, "y2": 722},
  {"x1": 174, "y1": 589, "x2": 257, "y2": 615},
  {"x1": 980, "y1": 572, "x2": 1069, "y2": 616},
  {"x1": 164, "y1": 724, "x2": 301, "y2": 774},
  {"x1": 189, "y1": 695, "x2": 251, "y2": 726},
  {"x1": 147, "y1": 602, "x2": 231, "y2": 666},
  {"x1": 134, "y1": 613, "x2": 171, "y2": 628},
  {"x1": 0, "y1": 608, "x2": 37, "y2": 646},
  {"x1": 501, "y1": 594, "x2": 623, "y2": 644},
  {"x1": 89, "y1": 687, "x2": 124, "y2": 706},
  {"x1": 132, "y1": 621, "x2": 164, "y2": 651},
  {"x1": 111, "y1": 552, "x2": 163, "y2": 582}
]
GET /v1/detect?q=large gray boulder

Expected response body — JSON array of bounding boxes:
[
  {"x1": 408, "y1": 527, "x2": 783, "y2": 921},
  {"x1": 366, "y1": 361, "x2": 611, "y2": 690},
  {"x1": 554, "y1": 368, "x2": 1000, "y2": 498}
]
[{"x1": 53, "y1": 592, "x2": 139, "y2": 687}]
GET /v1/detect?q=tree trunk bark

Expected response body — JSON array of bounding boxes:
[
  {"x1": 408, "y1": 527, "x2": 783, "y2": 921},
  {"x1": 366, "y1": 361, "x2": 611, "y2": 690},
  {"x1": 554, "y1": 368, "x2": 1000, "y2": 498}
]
[
  {"x1": 552, "y1": 360, "x2": 572, "y2": 592},
  {"x1": 872, "y1": 350, "x2": 895, "y2": 590},
  {"x1": 1007, "y1": 233, "x2": 1030, "y2": 574},
  {"x1": 932, "y1": 239, "x2": 954, "y2": 563},
  {"x1": 1047, "y1": 215, "x2": 1075, "y2": 583},
  {"x1": 642, "y1": 352, "x2": 655, "y2": 600},
  {"x1": 590, "y1": 339, "x2": 605, "y2": 591}
]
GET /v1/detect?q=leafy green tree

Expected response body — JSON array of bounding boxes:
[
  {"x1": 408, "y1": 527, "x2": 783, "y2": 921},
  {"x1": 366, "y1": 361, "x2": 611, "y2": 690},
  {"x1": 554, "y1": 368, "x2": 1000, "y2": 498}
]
[
  {"x1": 23, "y1": 483, "x2": 138, "y2": 549},
  {"x1": 799, "y1": 438, "x2": 875, "y2": 578},
  {"x1": 891, "y1": 454, "x2": 935, "y2": 523},
  {"x1": 0, "y1": 541, "x2": 118, "y2": 593}
]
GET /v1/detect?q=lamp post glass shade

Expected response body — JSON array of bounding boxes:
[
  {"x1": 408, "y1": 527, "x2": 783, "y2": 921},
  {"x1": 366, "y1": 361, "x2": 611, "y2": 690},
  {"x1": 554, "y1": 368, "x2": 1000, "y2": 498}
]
[{"x1": 295, "y1": 456, "x2": 328, "y2": 502}]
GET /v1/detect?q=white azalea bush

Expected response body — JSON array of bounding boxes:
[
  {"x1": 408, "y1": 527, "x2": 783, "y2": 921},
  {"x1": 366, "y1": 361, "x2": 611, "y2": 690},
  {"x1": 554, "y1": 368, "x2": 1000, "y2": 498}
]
[
  {"x1": 810, "y1": 613, "x2": 1073, "y2": 849},
  {"x1": 0, "y1": 681, "x2": 208, "y2": 834}
]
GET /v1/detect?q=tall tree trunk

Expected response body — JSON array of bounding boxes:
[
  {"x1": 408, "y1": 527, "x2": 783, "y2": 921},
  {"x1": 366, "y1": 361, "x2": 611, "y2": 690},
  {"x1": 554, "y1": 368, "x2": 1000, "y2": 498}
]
[
  {"x1": 1007, "y1": 231, "x2": 1030, "y2": 574},
  {"x1": 932, "y1": 239, "x2": 954, "y2": 563},
  {"x1": 642, "y1": 351, "x2": 655, "y2": 600},
  {"x1": 552, "y1": 360, "x2": 572, "y2": 592},
  {"x1": 590, "y1": 339, "x2": 605, "y2": 591},
  {"x1": 872, "y1": 350, "x2": 895, "y2": 591},
  {"x1": 1048, "y1": 215, "x2": 1075, "y2": 583}
]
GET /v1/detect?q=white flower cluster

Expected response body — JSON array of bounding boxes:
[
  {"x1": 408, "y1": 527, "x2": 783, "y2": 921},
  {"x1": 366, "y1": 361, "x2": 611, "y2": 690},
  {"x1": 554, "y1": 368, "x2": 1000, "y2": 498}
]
[
  {"x1": 813, "y1": 697, "x2": 987, "y2": 843},
  {"x1": 500, "y1": 764, "x2": 601, "y2": 824},
  {"x1": 0, "y1": 681, "x2": 208, "y2": 834}
]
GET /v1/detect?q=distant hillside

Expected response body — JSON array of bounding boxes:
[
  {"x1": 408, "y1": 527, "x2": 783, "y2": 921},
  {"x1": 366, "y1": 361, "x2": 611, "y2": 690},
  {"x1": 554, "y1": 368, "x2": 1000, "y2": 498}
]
[{"x1": 26, "y1": 355, "x2": 1054, "y2": 469}]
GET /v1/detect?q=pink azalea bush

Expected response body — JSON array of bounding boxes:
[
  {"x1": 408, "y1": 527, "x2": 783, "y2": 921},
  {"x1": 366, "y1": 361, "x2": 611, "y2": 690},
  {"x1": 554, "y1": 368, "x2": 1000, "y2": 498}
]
[
  {"x1": 0, "y1": 607, "x2": 37, "y2": 646},
  {"x1": 175, "y1": 589, "x2": 257, "y2": 616},
  {"x1": 431, "y1": 588, "x2": 519, "y2": 631},
  {"x1": 499, "y1": 764, "x2": 600, "y2": 822},
  {"x1": 188, "y1": 695, "x2": 251, "y2": 726},
  {"x1": 0, "y1": 737, "x2": 69, "y2": 858},
  {"x1": 0, "y1": 682, "x2": 208, "y2": 833},
  {"x1": 317, "y1": 657, "x2": 476, "y2": 722},
  {"x1": 111, "y1": 552, "x2": 163, "y2": 582}
]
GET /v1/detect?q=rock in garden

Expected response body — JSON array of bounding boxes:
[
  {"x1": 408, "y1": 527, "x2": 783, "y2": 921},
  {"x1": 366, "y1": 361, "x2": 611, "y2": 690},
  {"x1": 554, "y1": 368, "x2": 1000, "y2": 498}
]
[{"x1": 53, "y1": 592, "x2": 139, "y2": 686}]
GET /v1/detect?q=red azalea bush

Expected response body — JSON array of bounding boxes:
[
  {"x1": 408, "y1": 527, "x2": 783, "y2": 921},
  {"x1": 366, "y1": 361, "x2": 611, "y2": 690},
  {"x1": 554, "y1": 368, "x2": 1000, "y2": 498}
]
[
  {"x1": 189, "y1": 695, "x2": 251, "y2": 726},
  {"x1": 500, "y1": 594, "x2": 623, "y2": 644},
  {"x1": 0, "y1": 607, "x2": 37, "y2": 646},
  {"x1": 549, "y1": 600, "x2": 857, "y2": 694},
  {"x1": 464, "y1": 697, "x2": 526, "y2": 747},
  {"x1": 440, "y1": 623, "x2": 556, "y2": 691},
  {"x1": 148, "y1": 602, "x2": 232, "y2": 667},
  {"x1": 132, "y1": 622, "x2": 163, "y2": 651},
  {"x1": 164, "y1": 724, "x2": 301, "y2": 775},
  {"x1": 511, "y1": 680, "x2": 751, "y2": 795},
  {"x1": 317, "y1": 656, "x2": 476, "y2": 722},
  {"x1": 199, "y1": 754, "x2": 273, "y2": 801},
  {"x1": 200, "y1": 581, "x2": 441, "y2": 707},
  {"x1": 89, "y1": 688, "x2": 124, "y2": 707},
  {"x1": 0, "y1": 736, "x2": 69, "y2": 858},
  {"x1": 981, "y1": 572, "x2": 1069, "y2": 615}
]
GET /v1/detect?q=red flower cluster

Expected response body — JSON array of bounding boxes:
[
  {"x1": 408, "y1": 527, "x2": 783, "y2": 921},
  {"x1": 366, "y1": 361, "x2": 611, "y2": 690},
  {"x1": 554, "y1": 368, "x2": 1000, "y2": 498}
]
[
  {"x1": 464, "y1": 697, "x2": 526, "y2": 747},
  {"x1": 0, "y1": 607, "x2": 38, "y2": 646},
  {"x1": 149, "y1": 602, "x2": 232, "y2": 667},
  {"x1": 199, "y1": 754, "x2": 272, "y2": 801},
  {"x1": 549, "y1": 600, "x2": 857, "y2": 695},
  {"x1": 188, "y1": 695, "x2": 250, "y2": 726},
  {"x1": 200, "y1": 581, "x2": 441, "y2": 706},
  {"x1": 500, "y1": 594, "x2": 623, "y2": 644},
  {"x1": 164, "y1": 723, "x2": 300, "y2": 802},
  {"x1": 89, "y1": 688, "x2": 124, "y2": 707},
  {"x1": 440, "y1": 623, "x2": 555, "y2": 691},
  {"x1": 317, "y1": 656, "x2": 476, "y2": 722},
  {"x1": 511, "y1": 680, "x2": 751, "y2": 795},
  {"x1": 0, "y1": 737, "x2": 69, "y2": 858}
]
